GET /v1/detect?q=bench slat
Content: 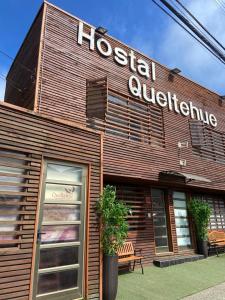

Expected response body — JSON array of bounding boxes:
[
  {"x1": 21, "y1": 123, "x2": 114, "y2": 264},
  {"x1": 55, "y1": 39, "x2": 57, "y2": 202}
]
[
  {"x1": 118, "y1": 255, "x2": 144, "y2": 263},
  {"x1": 208, "y1": 230, "x2": 225, "y2": 244}
]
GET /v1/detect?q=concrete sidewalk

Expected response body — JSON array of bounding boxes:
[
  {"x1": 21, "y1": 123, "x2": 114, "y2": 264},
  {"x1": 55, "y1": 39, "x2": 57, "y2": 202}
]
[{"x1": 183, "y1": 282, "x2": 225, "y2": 300}]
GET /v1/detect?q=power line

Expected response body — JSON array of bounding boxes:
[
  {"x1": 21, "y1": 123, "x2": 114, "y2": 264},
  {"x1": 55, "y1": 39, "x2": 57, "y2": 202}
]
[
  {"x1": 215, "y1": 0, "x2": 225, "y2": 15},
  {"x1": 158, "y1": 0, "x2": 225, "y2": 61},
  {"x1": 0, "y1": 49, "x2": 36, "y2": 77},
  {"x1": 151, "y1": 0, "x2": 225, "y2": 65},
  {"x1": 175, "y1": 0, "x2": 225, "y2": 51},
  {"x1": 217, "y1": 0, "x2": 225, "y2": 10},
  {"x1": 0, "y1": 74, "x2": 23, "y2": 94},
  {"x1": 170, "y1": 0, "x2": 225, "y2": 56},
  {"x1": 153, "y1": 0, "x2": 225, "y2": 65}
]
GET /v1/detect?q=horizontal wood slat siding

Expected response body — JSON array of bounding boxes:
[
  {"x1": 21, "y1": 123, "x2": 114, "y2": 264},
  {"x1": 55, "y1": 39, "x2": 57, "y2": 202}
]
[
  {"x1": 190, "y1": 120, "x2": 225, "y2": 164},
  {"x1": 0, "y1": 103, "x2": 101, "y2": 300},
  {"x1": 87, "y1": 89, "x2": 165, "y2": 148},
  {"x1": 31, "y1": 3, "x2": 225, "y2": 193},
  {"x1": 4, "y1": 0, "x2": 225, "y2": 283},
  {"x1": 115, "y1": 185, "x2": 155, "y2": 265},
  {"x1": 4, "y1": 3, "x2": 225, "y2": 194}
]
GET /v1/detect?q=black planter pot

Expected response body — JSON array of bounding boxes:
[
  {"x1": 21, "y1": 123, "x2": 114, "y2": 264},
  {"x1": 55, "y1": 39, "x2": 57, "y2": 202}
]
[
  {"x1": 103, "y1": 254, "x2": 118, "y2": 300},
  {"x1": 197, "y1": 239, "x2": 208, "y2": 258}
]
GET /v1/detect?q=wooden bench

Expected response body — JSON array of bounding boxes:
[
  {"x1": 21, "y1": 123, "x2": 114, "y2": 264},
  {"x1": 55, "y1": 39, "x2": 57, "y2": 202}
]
[
  {"x1": 117, "y1": 242, "x2": 144, "y2": 274},
  {"x1": 208, "y1": 230, "x2": 225, "y2": 256}
]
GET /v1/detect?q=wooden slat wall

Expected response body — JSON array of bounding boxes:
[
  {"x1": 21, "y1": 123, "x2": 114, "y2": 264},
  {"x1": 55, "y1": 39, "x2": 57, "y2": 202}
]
[
  {"x1": 3, "y1": 1, "x2": 225, "y2": 270},
  {"x1": 0, "y1": 151, "x2": 39, "y2": 300},
  {"x1": 4, "y1": 8, "x2": 43, "y2": 109},
  {"x1": 190, "y1": 120, "x2": 225, "y2": 164},
  {"x1": 4, "y1": 2, "x2": 225, "y2": 192},
  {"x1": 87, "y1": 89, "x2": 165, "y2": 148},
  {"x1": 115, "y1": 184, "x2": 155, "y2": 265},
  {"x1": 26, "y1": 3, "x2": 225, "y2": 192},
  {"x1": 109, "y1": 184, "x2": 200, "y2": 263},
  {"x1": 193, "y1": 194, "x2": 225, "y2": 231},
  {"x1": 0, "y1": 103, "x2": 101, "y2": 300}
]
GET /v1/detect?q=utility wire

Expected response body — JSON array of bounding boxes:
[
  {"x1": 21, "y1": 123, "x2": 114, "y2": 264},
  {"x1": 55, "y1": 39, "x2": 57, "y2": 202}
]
[
  {"x1": 158, "y1": 0, "x2": 225, "y2": 61},
  {"x1": 215, "y1": 0, "x2": 225, "y2": 14},
  {"x1": 153, "y1": 0, "x2": 225, "y2": 64},
  {"x1": 151, "y1": 0, "x2": 225, "y2": 65},
  {"x1": 0, "y1": 49, "x2": 36, "y2": 77},
  {"x1": 175, "y1": 0, "x2": 225, "y2": 51},
  {"x1": 0, "y1": 74, "x2": 23, "y2": 94},
  {"x1": 170, "y1": 0, "x2": 225, "y2": 55},
  {"x1": 218, "y1": 0, "x2": 225, "y2": 9}
]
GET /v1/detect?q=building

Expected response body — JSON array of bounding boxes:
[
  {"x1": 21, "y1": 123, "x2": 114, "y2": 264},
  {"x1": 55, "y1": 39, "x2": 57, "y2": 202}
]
[{"x1": 1, "y1": 1, "x2": 225, "y2": 300}]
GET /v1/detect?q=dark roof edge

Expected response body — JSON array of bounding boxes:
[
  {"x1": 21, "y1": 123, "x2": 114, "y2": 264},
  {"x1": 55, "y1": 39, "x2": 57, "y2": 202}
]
[{"x1": 6, "y1": 2, "x2": 45, "y2": 79}]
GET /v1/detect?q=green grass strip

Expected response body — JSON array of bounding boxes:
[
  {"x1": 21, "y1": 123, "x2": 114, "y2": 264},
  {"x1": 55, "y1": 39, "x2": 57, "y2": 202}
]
[{"x1": 117, "y1": 254, "x2": 225, "y2": 300}]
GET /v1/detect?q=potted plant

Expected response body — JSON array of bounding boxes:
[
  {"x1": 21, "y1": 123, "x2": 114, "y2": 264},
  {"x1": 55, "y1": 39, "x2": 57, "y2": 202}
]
[
  {"x1": 188, "y1": 198, "x2": 211, "y2": 257},
  {"x1": 96, "y1": 185, "x2": 129, "y2": 300}
]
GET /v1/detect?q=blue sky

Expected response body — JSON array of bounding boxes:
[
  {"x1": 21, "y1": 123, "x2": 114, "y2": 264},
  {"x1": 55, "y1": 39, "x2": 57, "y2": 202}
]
[{"x1": 0, "y1": 0, "x2": 225, "y2": 99}]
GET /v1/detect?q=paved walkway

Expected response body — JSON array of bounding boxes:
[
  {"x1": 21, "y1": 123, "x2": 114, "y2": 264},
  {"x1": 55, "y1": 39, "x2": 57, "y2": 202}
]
[{"x1": 183, "y1": 282, "x2": 225, "y2": 300}]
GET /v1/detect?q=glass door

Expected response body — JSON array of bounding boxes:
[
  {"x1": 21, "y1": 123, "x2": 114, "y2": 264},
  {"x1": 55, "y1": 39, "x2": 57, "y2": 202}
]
[
  {"x1": 152, "y1": 189, "x2": 170, "y2": 253},
  {"x1": 173, "y1": 191, "x2": 192, "y2": 250},
  {"x1": 34, "y1": 161, "x2": 87, "y2": 300}
]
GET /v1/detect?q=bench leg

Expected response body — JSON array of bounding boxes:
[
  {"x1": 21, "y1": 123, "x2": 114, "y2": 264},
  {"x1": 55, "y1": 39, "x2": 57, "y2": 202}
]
[
  {"x1": 128, "y1": 262, "x2": 131, "y2": 272},
  {"x1": 140, "y1": 259, "x2": 144, "y2": 275},
  {"x1": 133, "y1": 260, "x2": 136, "y2": 271},
  {"x1": 132, "y1": 260, "x2": 144, "y2": 274}
]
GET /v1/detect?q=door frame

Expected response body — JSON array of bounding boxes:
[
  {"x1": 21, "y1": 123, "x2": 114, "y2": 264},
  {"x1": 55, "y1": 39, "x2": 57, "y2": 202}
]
[
  {"x1": 31, "y1": 157, "x2": 90, "y2": 300},
  {"x1": 172, "y1": 190, "x2": 193, "y2": 253},
  {"x1": 151, "y1": 188, "x2": 173, "y2": 255}
]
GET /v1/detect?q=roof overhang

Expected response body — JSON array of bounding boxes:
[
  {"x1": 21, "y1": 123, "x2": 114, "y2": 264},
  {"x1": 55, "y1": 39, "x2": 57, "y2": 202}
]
[{"x1": 159, "y1": 170, "x2": 211, "y2": 183}]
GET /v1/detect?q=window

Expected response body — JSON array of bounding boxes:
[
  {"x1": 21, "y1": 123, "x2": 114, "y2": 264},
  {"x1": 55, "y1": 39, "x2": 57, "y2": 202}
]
[
  {"x1": 105, "y1": 94, "x2": 165, "y2": 147},
  {"x1": 0, "y1": 150, "x2": 28, "y2": 248},
  {"x1": 190, "y1": 120, "x2": 225, "y2": 164},
  {"x1": 86, "y1": 77, "x2": 165, "y2": 147},
  {"x1": 173, "y1": 192, "x2": 192, "y2": 250},
  {"x1": 152, "y1": 189, "x2": 170, "y2": 253},
  {"x1": 193, "y1": 194, "x2": 225, "y2": 230}
]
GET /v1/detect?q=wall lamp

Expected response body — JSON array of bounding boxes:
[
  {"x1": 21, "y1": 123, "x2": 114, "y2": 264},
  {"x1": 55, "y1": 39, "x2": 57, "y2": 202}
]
[
  {"x1": 95, "y1": 26, "x2": 108, "y2": 35},
  {"x1": 170, "y1": 68, "x2": 181, "y2": 75}
]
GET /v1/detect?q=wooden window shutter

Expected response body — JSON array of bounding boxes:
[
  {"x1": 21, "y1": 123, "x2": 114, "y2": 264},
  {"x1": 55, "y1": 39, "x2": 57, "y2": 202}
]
[{"x1": 189, "y1": 120, "x2": 204, "y2": 147}]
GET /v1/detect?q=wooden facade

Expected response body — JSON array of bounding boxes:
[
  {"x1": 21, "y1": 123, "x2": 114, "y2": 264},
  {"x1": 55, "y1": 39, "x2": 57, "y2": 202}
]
[
  {"x1": 3, "y1": 1, "x2": 225, "y2": 299},
  {"x1": 0, "y1": 102, "x2": 102, "y2": 300},
  {"x1": 6, "y1": 1, "x2": 225, "y2": 191}
]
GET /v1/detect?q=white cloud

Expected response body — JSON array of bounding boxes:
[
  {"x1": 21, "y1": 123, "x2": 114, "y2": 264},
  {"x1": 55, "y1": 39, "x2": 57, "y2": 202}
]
[{"x1": 158, "y1": 0, "x2": 225, "y2": 94}]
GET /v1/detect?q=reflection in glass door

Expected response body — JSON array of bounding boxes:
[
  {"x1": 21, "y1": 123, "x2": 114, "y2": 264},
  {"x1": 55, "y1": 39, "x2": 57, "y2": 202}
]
[
  {"x1": 152, "y1": 189, "x2": 170, "y2": 253},
  {"x1": 173, "y1": 191, "x2": 192, "y2": 250},
  {"x1": 34, "y1": 161, "x2": 87, "y2": 300}
]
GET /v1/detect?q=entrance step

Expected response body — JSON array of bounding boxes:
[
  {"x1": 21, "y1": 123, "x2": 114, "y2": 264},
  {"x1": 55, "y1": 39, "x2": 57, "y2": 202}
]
[{"x1": 153, "y1": 254, "x2": 205, "y2": 268}]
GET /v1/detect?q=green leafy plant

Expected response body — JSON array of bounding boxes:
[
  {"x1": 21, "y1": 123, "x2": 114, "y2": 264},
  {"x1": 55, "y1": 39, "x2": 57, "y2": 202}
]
[
  {"x1": 188, "y1": 198, "x2": 211, "y2": 241},
  {"x1": 96, "y1": 185, "x2": 129, "y2": 256}
]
